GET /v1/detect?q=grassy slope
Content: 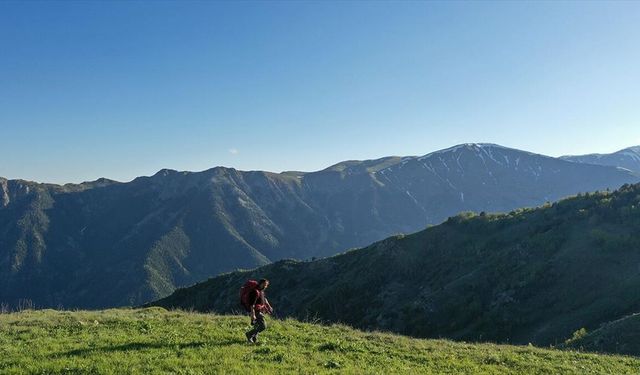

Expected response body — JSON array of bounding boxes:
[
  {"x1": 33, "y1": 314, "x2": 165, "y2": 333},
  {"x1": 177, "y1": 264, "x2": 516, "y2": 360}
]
[{"x1": 0, "y1": 308, "x2": 639, "y2": 375}]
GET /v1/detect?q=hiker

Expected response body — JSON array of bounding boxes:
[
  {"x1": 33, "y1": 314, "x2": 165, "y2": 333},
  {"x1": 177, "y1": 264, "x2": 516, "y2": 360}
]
[{"x1": 241, "y1": 278, "x2": 273, "y2": 343}]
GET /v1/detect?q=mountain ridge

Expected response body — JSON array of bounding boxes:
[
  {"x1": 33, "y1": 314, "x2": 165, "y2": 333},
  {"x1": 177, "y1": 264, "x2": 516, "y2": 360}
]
[
  {"x1": 6, "y1": 143, "x2": 639, "y2": 187},
  {"x1": 1, "y1": 143, "x2": 639, "y2": 308},
  {"x1": 561, "y1": 145, "x2": 640, "y2": 174}
]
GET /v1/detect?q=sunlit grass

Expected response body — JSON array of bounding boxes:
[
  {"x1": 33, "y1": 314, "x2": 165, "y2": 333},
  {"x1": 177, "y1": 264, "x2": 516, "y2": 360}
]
[{"x1": 0, "y1": 308, "x2": 638, "y2": 374}]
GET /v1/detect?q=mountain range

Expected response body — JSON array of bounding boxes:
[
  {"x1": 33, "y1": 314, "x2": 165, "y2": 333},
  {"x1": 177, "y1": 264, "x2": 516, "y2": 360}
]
[
  {"x1": 562, "y1": 145, "x2": 640, "y2": 174},
  {"x1": 1, "y1": 143, "x2": 638, "y2": 308},
  {"x1": 153, "y1": 182, "x2": 640, "y2": 348}
]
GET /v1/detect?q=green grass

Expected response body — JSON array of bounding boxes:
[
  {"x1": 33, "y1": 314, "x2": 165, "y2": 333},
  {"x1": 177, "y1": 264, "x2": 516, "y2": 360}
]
[{"x1": 0, "y1": 308, "x2": 638, "y2": 374}]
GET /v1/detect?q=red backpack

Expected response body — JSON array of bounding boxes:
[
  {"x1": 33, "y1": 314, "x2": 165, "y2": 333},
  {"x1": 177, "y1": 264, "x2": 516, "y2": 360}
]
[{"x1": 239, "y1": 280, "x2": 259, "y2": 312}]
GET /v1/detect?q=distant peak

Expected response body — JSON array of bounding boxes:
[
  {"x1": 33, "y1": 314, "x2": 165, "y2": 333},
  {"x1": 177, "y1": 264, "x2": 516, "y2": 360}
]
[
  {"x1": 153, "y1": 168, "x2": 179, "y2": 177},
  {"x1": 472, "y1": 143, "x2": 507, "y2": 148},
  {"x1": 621, "y1": 146, "x2": 640, "y2": 154},
  {"x1": 563, "y1": 146, "x2": 640, "y2": 159},
  {"x1": 457, "y1": 143, "x2": 513, "y2": 150},
  {"x1": 418, "y1": 143, "x2": 512, "y2": 160},
  {"x1": 77, "y1": 177, "x2": 118, "y2": 186},
  {"x1": 320, "y1": 156, "x2": 407, "y2": 174}
]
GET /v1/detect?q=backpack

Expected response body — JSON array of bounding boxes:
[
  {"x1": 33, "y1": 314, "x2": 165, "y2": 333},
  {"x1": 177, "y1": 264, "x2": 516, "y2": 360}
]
[{"x1": 239, "y1": 279, "x2": 259, "y2": 312}]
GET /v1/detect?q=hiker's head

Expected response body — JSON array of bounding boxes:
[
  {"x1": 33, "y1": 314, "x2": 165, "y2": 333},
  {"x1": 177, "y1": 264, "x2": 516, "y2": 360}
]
[{"x1": 258, "y1": 278, "x2": 269, "y2": 290}]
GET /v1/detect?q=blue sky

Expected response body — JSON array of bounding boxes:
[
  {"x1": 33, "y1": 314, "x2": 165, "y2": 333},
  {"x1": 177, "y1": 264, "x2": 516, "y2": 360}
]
[{"x1": 1, "y1": 1, "x2": 639, "y2": 184}]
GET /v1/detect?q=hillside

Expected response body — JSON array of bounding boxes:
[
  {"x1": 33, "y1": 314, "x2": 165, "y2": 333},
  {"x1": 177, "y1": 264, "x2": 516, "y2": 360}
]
[
  {"x1": 564, "y1": 313, "x2": 640, "y2": 357},
  {"x1": 562, "y1": 146, "x2": 640, "y2": 174},
  {"x1": 153, "y1": 182, "x2": 640, "y2": 348},
  {"x1": 1, "y1": 143, "x2": 638, "y2": 309},
  {"x1": 0, "y1": 308, "x2": 638, "y2": 374}
]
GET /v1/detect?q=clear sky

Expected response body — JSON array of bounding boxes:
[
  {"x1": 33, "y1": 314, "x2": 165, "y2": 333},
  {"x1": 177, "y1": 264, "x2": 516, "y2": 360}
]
[{"x1": 1, "y1": 1, "x2": 639, "y2": 184}]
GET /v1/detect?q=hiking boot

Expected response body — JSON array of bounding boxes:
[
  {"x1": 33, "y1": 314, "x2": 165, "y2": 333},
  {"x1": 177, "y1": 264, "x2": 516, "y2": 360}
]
[{"x1": 245, "y1": 332, "x2": 255, "y2": 343}]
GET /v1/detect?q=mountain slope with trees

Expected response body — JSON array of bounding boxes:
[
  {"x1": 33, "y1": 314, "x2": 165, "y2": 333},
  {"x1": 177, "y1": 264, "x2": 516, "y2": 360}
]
[
  {"x1": 564, "y1": 313, "x2": 640, "y2": 357},
  {"x1": 153, "y1": 182, "x2": 640, "y2": 348}
]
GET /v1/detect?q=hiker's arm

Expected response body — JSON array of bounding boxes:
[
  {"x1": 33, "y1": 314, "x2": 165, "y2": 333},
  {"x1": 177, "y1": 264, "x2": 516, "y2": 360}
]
[{"x1": 265, "y1": 297, "x2": 273, "y2": 313}]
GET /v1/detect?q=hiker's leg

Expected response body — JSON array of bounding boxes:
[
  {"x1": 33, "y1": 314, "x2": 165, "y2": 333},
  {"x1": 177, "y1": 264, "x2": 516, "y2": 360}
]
[
  {"x1": 246, "y1": 313, "x2": 265, "y2": 340},
  {"x1": 246, "y1": 325, "x2": 258, "y2": 339},
  {"x1": 246, "y1": 315, "x2": 257, "y2": 339},
  {"x1": 256, "y1": 313, "x2": 266, "y2": 333},
  {"x1": 251, "y1": 313, "x2": 266, "y2": 340}
]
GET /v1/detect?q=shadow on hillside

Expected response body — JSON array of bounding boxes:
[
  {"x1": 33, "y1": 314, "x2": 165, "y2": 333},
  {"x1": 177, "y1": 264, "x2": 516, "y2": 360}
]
[{"x1": 50, "y1": 338, "x2": 245, "y2": 358}]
